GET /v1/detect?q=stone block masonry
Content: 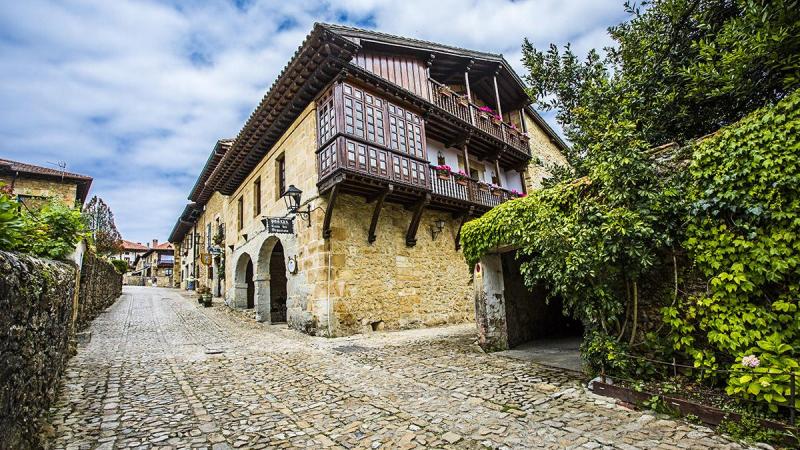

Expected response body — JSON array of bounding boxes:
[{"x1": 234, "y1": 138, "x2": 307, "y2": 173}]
[
  {"x1": 0, "y1": 250, "x2": 123, "y2": 449},
  {"x1": 76, "y1": 252, "x2": 123, "y2": 330},
  {"x1": 0, "y1": 251, "x2": 77, "y2": 449}
]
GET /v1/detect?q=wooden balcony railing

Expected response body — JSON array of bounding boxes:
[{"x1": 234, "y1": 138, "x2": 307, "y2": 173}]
[
  {"x1": 427, "y1": 79, "x2": 531, "y2": 155},
  {"x1": 429, "y1": 166, "x2": 521, "y2": 209}
]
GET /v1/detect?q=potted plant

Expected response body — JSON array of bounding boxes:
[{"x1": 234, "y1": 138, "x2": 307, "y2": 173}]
[
  {"x1": 454, "y1": 170, "x2": 469, "y2": 186},
  {"x1": 477, "y1": 181, "x2": 490, "y2": 192},
  {"x1": 510, "y1": 189, "x2": 525, "y2": 198},
  {"x1": 457, "y1": 94, "x2": 469, "y2": 107},
  {"x1": 433, "y1": 164, "x2": 451, "y2": 180},
  {"x1": 197, "y1": 286, "x2": 212, "y2": 307},
  {"x1": 491, "y1": 114, "x2": 503, "y2": 126},
  {"x1": 490, "y1": 185, "x2": 503, "y2": 196}
]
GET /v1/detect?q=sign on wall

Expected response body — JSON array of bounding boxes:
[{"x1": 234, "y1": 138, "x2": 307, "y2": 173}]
[
  {"x1": 263, "y1": 217, "x2": 294, "y2": 234},
  {"x1": 200, "y1": 253, "x2": 213, "y2": 266}
]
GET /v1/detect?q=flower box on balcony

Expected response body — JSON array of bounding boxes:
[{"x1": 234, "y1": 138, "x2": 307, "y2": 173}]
[
  {"x1": 433, "y1": 164, "x2": 451, "y2": 180},
  {"x1": 490, "y1": 186, "x2": 503, "y2": 197},
  {"x1": 453, "y1": 170, "x2": 469, "y2": 186},
  {"x1": 491, "y1": 115, "x2": 503, "y2": 126},
  {"x1": 457, "y1": 95, "x2": 469, "y2": 107},
  {"x1": 477, "y1": 183, "x2": 490, "y2": 192}
]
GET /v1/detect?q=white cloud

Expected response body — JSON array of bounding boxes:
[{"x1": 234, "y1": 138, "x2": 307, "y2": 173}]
[{"x1": 0, "y1": 0, "x2": 625, "y2": 242}]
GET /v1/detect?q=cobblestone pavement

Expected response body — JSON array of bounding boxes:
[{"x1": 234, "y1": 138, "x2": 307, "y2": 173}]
[{"x1": 46, "y1": 286, "x2": 749, "y2": 450}]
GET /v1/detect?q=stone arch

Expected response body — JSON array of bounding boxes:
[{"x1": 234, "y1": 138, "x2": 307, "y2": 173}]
[
  {"x1": 233, "y1": 252, "x2": 254, "y2": 309},
  {"x1": 254, "y1": 236, "x2": 288, "y2": 323}
]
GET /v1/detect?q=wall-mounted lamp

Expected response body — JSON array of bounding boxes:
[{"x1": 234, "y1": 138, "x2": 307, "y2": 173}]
[
  {"x1": 281, "y1": 184, "x2": 311, "y2": 227},
  {"x1": 430, "y1": 218, "x2": 446, "y2": 240},
  {"x1": 437, "y1": 150, "x2": 445, "y2": 165}
]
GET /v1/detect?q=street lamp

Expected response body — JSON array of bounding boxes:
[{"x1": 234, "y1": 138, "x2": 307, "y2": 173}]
[
  {"x1": 430, "y1": 218, "x2": 446, "y2": 240},
  {"x1": 281, "y1": 184, "x2": 311, "y2": 226}
]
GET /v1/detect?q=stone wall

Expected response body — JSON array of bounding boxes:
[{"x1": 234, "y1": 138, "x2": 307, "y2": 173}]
[
  {"x1": 0, "y1": 251, "x2": 77, "y2": 449},
  {"x1": 325, "y1": 194, "x2": 475, "y2": 335},
  {"x1": 0, "y1": 250, "x2": 122, "y2": 448},
  {"x1": 76, "y1": 252, "x2": 123, "y2": 330},
  {"x1": 0, "y1": 175, "x2": 79, "y2": 206}
]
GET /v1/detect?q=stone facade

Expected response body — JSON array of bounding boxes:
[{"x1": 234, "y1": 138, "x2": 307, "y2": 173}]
[
  {"x1": 324, "y1": 194, "x2": 474, "y2": 335},
  {"x1": 0, "y1": 175, "x2": 79, "y2": 206},
  {"x1": 522, "y1": 113, "x2": 570, "y2": 190}
]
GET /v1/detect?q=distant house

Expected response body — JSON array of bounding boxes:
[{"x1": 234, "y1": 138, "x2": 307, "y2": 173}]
[
  {"x1": 117, "y1": 240, "x2": 150, "y2": 269},
  {"x1": 129, "y1": 241, "x2": 174, "y2": 287},
  {"x1": 0, "y1": 158, "x2": 93, "y2": 207}
]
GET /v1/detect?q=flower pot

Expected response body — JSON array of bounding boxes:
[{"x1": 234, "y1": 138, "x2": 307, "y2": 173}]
[
  {"x1": 457, "y1": 96, "x2": 469, "y2": 106},
  {"x1": 456, "y1": 178, "x2": 469, "y2": 186},
  {"x1": 491, "y1": 117, "x2": 502, "y2": 126},
  {"x1": 202, "y1": 293, "x2": 213, "y2": 307},
  {"x1": 436, "y1": 172, "x2": 450, "y2": 180},
  {"x1": 437, "y1": 85, "x2": 453, "y2": 97},
  {"x1": 478, "y1": 184, "x2": 489, "y2": 192},
  {"x1": 491, "y1": 189, "x2": 502, "y2": 197},
  {"x1": 479, "y1": 112, "x2": 490, "y2": 121}
]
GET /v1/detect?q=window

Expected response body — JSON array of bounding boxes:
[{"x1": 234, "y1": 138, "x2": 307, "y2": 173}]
[
  {"x1": 276, "y1": 155, "x2": 286, "y2": 199},
  {"x1": 253, "y1": 177, "x2": 261, "y2": 216},
  {"x1": 237, "y1": 197, "x2": 244, "y2": 231}
]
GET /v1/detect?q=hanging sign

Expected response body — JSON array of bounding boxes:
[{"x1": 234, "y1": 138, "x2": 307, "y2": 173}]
[
  {"x1": 263, "y1": 217, "x2": 294, "y2": 234},
  {"x1": 200, "y1": 253, "x2": 213, "y2": 266}
]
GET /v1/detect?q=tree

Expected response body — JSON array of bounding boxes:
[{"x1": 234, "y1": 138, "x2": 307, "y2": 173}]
[
  {"x1": 523, "y1": 0, "x2": 800, "y2": 174},
  {"x1": 83, "y1": 196, "x2": 122, "y2": 256}
]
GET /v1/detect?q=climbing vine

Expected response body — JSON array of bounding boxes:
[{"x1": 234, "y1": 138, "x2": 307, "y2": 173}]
[{"x1": 663, "y1": 90, "x2": 800, "y2": 410}]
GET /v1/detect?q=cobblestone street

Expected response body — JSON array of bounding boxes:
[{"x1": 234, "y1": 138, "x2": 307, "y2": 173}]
[{"x1": 47, "y1": 287, "x2": 747, "y2": 450}]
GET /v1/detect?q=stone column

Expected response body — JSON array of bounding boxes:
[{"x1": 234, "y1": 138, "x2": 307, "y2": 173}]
[
  {"x1": 233, "y1": 282, "x2": 248, "y2": 309},
  {"x1": 475, "y1": 253, "x2": 509, "y2": 351},
  {"x1": 254, "y1": 276, "x2": 270, "y2": 323}
]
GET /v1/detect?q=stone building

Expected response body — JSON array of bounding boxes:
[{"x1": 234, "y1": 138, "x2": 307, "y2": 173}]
[
  {"x1": 0, "y1": 158, "x2": 93, "y2": 207},
  {"x1": 117, "y1": 240, "x2": 149, "y2": 269},
  {"x1": 129, "y1": 241, "x2": 174, "y2": 287},
  {"x1": 169, "y1": 24, "x2": 567, "y2": 337},
  {"x1": 169, "y1": 140, "x2": 232, "y2": 293}
]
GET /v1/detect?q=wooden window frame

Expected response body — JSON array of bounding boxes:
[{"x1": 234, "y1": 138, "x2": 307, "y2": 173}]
[
  {"x1": 253, "y1": 177, "x2": 261, "y2": 217},
  {"x1": 276, "y1": 154, "x2": 286, "y2": 200},
  {"x1": 237, "y1": 196, "x2": 244, "y2": 231}
]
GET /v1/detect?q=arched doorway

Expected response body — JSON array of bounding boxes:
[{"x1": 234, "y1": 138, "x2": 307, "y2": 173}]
[
  {"x1": 255, "y1": 237, "x2": 288, "y2": 323},
  {"x1": 234, "y1": 253, "x2": 255, "y2": 310},
  {"x1": 245, "y1": 259, "x2": 254, "y2": 309},
  {"x1": 269, "y1": 241, "x2": 287, "y2": 322}
]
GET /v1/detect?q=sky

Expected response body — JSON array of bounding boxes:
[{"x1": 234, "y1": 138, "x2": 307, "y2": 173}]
[{"x1": 0, "y1": 0, "x2": 628, "y2": 244}]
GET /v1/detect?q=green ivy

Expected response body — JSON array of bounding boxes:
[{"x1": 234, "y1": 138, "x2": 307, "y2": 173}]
[{"x1": 664, "y1": 89, "x2": 800, "y2": 410}]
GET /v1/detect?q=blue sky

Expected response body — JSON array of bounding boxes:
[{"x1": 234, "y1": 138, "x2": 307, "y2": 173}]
[{"x1": 0, "y1": 0, "x2": 627, "y2": 244}]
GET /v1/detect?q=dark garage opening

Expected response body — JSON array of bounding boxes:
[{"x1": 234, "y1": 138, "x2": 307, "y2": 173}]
[{"x1": 500, "y1": 251, "x2": 584, "y2": 371}]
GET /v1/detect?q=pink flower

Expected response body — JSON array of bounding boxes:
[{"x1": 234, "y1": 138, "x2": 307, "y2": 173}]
[
  {"x1": 741, "y1": 355, "x2": 760, "y2": 368},
  {"x1": 478, "y1": 106, "x2": 494, "y2": 113}
]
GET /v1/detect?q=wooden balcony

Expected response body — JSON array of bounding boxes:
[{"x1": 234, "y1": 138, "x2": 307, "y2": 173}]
[
  {"x1": 427, "y1": 79, "x2": 531, "y2": 156},
  {"x1": 317, "y1": 135, "x2": 521, "y2": 212},
  {"x1": 429, "y1": 167, "x2": 520, "y2": 209}
]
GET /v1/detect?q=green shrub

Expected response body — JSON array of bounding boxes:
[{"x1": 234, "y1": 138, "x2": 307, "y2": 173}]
[
  {"x1": 110, "y1": 259, "x2": 129, "y2": 274},
  {"x1": 0, "y1": 184, "x2": 23, "y2": 250}
]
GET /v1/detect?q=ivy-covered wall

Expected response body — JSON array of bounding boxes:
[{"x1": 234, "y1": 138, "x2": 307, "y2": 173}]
[
  {"x1": 0, "y1": 250, "x2": 123, "y2": 448},
  {"x1": 0, "y1": 251, "x2": 77, "y2": 449}
]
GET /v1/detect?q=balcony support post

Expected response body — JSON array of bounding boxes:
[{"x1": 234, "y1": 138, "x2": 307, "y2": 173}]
[
  {"x1": 367, "y1": 185, "x2": 392, "y2": 244},
  {"x1": 494, "y1": 159, "x2": 503, "y2": 187},
  {"x1": 322, "y1": 181, "x2": 341, "y2": 239},
  {"x1": 464, "y1": 59, "x2": 475, "y2": 124},
  {"x1": 405, "y1": 193, "x2": 431, "y2": 247},
  {"x1": 492, "y1": 68, "x2": 503, "y2": 118}
]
